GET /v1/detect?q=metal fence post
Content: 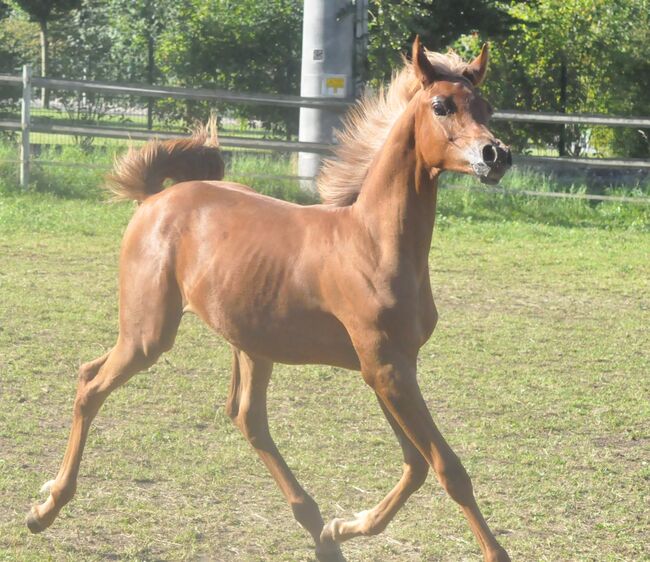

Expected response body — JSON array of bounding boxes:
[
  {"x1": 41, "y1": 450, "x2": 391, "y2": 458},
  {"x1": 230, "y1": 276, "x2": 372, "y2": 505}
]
[{"x1": 20, "y1": 65, "x2": 32, "y2": 189}]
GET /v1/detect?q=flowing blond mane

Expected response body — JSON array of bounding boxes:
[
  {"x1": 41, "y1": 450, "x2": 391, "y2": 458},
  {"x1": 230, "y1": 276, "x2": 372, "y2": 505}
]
[{"x1": 317, "y1": 49, "x2": 471, "y2": 206}]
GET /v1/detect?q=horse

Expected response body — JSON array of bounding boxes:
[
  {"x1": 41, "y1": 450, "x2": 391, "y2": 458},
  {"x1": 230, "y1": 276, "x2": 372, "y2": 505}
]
[{"x1": 26, "y1": 37, "x2": 512, "y2": 561}]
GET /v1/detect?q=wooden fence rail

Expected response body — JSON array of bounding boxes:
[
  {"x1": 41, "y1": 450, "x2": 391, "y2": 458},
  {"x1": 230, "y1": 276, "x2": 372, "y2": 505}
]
[
  {"x1": 1, "y1": 71, "x2": 649, "y2": 198},
  {"x1": 3, "y1": 74, "x2": 650, "y2": 128},
  {"x1": 2, "y1": 118, "x2": 649, "y2": 171}
]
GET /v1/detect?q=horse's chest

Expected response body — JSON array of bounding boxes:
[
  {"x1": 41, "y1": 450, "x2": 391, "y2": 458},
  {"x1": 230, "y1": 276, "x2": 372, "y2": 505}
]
[{"x1": 371, "y1": 281, "x2": 437, "y2": 349}]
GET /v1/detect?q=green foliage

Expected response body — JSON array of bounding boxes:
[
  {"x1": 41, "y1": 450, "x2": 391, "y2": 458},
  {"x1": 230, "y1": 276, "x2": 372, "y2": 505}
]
[
  {"x1": 104, "y1": 0, "x2": 181, "y2": 83},
  {"x1": 366, "y1": 0, "x2": 519, "y2": 84},
  {"x1": 42, "y1": 0, "x2": 176, "y2": 83},
  {"x1": 1, "y1": 138, "x2": 647, "y2": 229},
  {"x1": 474, "y1": 0, "x2": 650, "y2": 158},
  {"x1": 0, "y1": 0, "x2": 10, "y2": 19},
  {"x1": 0, "y1": 6, "x2": 39, "y2": 77},
  {"x1": 0, "y1": 1, "x2": 649, "y2": 156},
  {"x1": 438, "y1": 169, "x2": 650, "y2": 231},
  {"x1": 156, "y1": 0, "x2": 302, "y2": 135},
  {"x1": 11, "y1": 0, "x2": 80, "y2": 25},
  {"x1": 11, "y1": 0, "x2": 82, "y2": 108},
  {"x1": 226, "y1": 152, "x2": 317, "y2": 204},
  {"x1": 0, "y1": 143, "x2": 119, "y2": 199},
  {"x1": 0, "y1": 138, "x2": 19, "y2": 191}
]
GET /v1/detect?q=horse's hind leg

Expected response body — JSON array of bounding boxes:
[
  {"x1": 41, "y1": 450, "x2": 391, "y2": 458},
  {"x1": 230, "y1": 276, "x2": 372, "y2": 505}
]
[
  {"x1": 26, "y1": 265, "x2": 182, "y2": 533},
  {"x1": 321, "y1": 395, "x2": 429, "y2": 543},
  {"x1": 227, "y1": 347, "x2": 345, "y2": 562}
]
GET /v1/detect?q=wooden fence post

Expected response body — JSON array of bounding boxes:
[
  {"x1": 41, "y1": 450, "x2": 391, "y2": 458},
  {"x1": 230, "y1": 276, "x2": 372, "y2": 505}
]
[{"x1": 20, "y1": 65, "x2": 32, "y2": 189}]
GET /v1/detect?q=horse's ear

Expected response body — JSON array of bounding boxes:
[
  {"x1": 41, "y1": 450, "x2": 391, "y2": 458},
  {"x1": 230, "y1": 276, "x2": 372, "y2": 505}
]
[
  {"x1": 463, "y1": 43, "x2": 489, "y2": 87},
  {"x1": 412, "y1": 35, "x2": 438, "y2": 87}
]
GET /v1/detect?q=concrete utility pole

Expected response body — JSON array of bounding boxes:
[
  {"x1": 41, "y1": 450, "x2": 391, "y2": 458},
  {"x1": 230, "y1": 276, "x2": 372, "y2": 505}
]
[
  {"x1": 354, "y1": 0, "x2": 369, "y2": 97},
  {"x1": 298, "y1": 0, "x2": 354, "y2": 190}
]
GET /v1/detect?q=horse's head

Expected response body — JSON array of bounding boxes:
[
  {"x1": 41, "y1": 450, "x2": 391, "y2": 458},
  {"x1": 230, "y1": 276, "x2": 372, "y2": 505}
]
[{"x1": 411, "y1": 36, "x2": 511, "y2": 184}]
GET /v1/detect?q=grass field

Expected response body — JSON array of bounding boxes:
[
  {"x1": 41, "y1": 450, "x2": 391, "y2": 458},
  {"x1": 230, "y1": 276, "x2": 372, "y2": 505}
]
[{"x1": 0, "y1": 185, "x2": 648, "y2": 561}]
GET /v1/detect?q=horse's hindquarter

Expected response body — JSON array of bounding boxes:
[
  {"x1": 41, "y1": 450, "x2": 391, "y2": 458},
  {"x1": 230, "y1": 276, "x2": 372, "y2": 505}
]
[{"x1": 162, "y1": 181, "x2": 361, "y2": 369}]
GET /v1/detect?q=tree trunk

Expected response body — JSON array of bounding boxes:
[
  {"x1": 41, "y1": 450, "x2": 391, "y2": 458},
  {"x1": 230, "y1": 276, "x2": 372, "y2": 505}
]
[{"x1": 39, "y1": 19, "x2": 50, "y2": 109}]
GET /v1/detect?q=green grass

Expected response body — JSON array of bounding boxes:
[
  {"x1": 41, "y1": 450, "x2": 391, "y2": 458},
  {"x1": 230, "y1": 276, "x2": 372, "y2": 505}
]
[
  {"x1": 0, "y1": 193, "x2": 648, "y2": 561},
  {"x1": 0, "y1": 142, "x2": 317, "y2": 205},
  {"x1": 1, "y1": 138, "x2": 648, "y2": 229},
  {"x1": 437, "y1": 167, "x2": 650, "y2": 231}
]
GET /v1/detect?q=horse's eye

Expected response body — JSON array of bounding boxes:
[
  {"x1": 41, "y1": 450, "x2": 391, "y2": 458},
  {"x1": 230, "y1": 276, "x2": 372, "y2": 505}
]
[{"x1": 432, "y1": 102, "x2": 448, "y2": 116}]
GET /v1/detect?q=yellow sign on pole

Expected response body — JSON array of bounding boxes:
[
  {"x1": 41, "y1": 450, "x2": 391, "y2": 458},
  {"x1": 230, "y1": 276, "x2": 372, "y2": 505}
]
[{"x1": 322, "y1": 74, "x2": 347, "y2": 98}]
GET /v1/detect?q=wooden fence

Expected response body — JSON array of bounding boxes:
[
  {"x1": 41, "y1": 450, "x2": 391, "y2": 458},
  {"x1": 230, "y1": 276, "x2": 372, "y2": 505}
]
[{"x1": 1, "y1": 68, "x2": 649, "y2": 202}]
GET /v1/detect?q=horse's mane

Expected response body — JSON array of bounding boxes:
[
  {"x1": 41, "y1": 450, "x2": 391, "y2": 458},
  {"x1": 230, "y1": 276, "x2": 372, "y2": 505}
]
[{"x1": 317, "y1": 49, "x2": 471, "y2": 206}]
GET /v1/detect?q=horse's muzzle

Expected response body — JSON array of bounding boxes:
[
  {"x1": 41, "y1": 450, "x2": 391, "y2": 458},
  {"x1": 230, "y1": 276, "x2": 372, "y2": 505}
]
[{"x1": 473, "y1": 142, "x2": 512, "y2": 185}]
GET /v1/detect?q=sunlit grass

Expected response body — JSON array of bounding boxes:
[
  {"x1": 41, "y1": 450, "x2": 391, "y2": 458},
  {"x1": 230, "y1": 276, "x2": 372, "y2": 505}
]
[
  {"x1": 1, "y1": 140, "x2": 649, "y2": 231},
  {"x1": 0, "y1": 199, "x2": 647, "y2": 561}
]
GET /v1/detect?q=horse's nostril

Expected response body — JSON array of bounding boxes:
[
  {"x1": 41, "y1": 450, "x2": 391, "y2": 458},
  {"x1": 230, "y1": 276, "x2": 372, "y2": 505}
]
[{"x1": 482, "y1": 144, "x2": 498, "y2": 164}]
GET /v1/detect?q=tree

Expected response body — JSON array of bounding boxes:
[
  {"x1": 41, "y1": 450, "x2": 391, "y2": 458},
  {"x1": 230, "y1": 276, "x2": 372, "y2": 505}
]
[
  {"x1": 365, "y1": 0, "x2": 520, "y2": 84},
  {"x1": 0, "y1": 4, "x2": 39, "y2": 105},
  {"x1": 157, "y1": 0, "x2": 303, "y2": 135},
  {"x1": 480, "y1": 0, "x2": 650, "y2": 158},
  {"x1": 13, "y1": 0, "x2": 81, "y2": 107},
  {"x1": 0, "y1": 1, "x2": 11, "y2": 19},
  {"x1": 107, "y1": 0, "x2": 184, "y2": 127}
]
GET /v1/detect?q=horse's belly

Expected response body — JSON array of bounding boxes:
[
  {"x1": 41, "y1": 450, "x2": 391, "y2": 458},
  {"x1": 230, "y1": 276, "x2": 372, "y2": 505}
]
[
  {"x1": 238, "y1": 312, "x2": 360, "y2": 369},
  {"x1": 189, "y1": 293, "x2": 360, "y2": 370}
]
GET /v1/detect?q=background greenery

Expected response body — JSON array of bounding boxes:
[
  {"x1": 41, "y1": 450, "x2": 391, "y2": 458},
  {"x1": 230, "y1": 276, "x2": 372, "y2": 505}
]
[
  {"x1": 1, "y1": 139, "x2": 648, "y2": 228},
  {"x1": 1, "y1": 0, "x2": 648, "y2": 155}
]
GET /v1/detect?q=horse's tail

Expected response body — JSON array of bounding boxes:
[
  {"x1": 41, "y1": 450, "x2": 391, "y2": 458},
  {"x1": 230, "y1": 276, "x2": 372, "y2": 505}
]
[{"x1": 106, "y1": 116, "x2": 224, "y2": 202}]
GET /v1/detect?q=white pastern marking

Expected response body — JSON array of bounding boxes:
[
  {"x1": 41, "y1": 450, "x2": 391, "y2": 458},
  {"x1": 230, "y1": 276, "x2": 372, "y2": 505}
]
[{"x1": 40, "y1": 480, "x2": 55, "y2": 495}]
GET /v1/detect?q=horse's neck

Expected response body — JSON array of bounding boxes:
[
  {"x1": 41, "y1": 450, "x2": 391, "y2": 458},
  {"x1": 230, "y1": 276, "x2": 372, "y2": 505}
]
[{"x1": 353, "y1": 104, "x2": 438, "y2": 277}]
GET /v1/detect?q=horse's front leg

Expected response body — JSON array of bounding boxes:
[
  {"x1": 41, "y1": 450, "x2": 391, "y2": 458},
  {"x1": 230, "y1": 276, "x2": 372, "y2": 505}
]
[
  {"x1": 358, "y1": 343, "x2": 511, "y2": 562},
  {"x1": 321, "y1": 395, "x2": 429, "y2": 543}
]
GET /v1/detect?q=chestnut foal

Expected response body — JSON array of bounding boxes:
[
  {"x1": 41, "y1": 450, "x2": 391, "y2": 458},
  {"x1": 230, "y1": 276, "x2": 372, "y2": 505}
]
[{"x1": 27, "y1": 37, "x2": 512, "y2": 561}]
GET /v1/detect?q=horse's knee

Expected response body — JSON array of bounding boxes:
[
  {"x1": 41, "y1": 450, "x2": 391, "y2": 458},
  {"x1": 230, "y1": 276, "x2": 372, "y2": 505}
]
[
  {"x1": 74, "y1": 362, "x2": 106, "y2": 417},
  {"x1": 73, "y1": 385, "x2": 104, "y2": 418},
  {"x1": 78, "y1": 361, "x2": 100, "y2": 385},
  {"x1": 109, "y1": 337, "x2": 170, "y2": 376},
  {"x1": 436, "y1": 455, "x2": 474, "y2": 506},
  {"x1": 363, "y1": 364, "x2": 412, "y2": 399},
  {"x1": 78, "y1": 353, "x2": 109, "y2": 386}
]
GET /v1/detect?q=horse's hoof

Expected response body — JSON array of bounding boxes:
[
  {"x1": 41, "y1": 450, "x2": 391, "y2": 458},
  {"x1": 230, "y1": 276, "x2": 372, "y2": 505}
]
[
  {"x1": 25, "y1": 508, "x2": 46, "y2": 534},
  {"x1": 317, "y1": 521, "x2": 347, "y2": 562}
]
